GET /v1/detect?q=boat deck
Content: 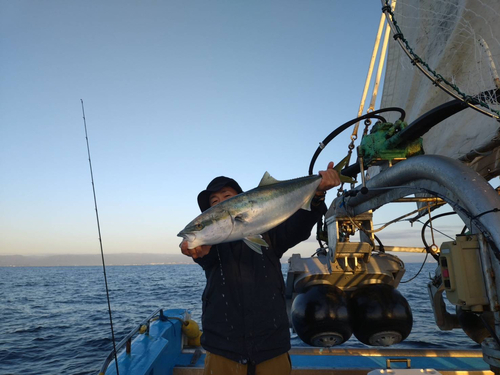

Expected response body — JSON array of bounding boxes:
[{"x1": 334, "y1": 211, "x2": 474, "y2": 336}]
[
  {"x1": 100, "y1": 310, "x2": 494, "y2": 375},
  {"x1": 174, "y1": 347, "x2": 493, "y2": 375}
]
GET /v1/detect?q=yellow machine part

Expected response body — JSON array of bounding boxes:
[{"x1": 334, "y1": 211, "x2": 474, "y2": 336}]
[
  {"x1": 439, "y1": 235, "x2": 489, "y2": 310},
  {"x1": 182, "y1": 319, "x2": 200, "y2": 339},
  {"x1": 187, "y1": 331, "x2": 202, "y2": 347}
]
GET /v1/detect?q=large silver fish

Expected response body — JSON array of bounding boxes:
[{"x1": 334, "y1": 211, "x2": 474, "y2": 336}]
[{"x1": 177, "y1": 173, "x2": 322, "y2": 254}]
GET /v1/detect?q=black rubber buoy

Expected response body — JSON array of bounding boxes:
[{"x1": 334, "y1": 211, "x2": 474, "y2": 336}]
[
  {"x1": 291, "y1": 284, "x2": 352, "y2": 347},
  {"x1": 349, "y1": 283, "x2": 413, "y2": 346},
  {"x1": 457, "y1": 306, "x2": 494, "y2": 344}
]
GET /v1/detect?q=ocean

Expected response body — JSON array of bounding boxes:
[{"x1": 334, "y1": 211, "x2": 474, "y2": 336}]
[{"x1": 0, "y1": 262, "x2": 479, "y2": 375}]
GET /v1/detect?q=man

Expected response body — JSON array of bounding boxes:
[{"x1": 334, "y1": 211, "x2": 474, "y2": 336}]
[{"x1": 180, "y1": 162, "x2": 340, "y2": 375}]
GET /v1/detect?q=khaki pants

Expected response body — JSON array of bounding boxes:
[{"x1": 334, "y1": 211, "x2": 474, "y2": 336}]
[{"x1": 203, "y1": 351, "x2": 292, "y2": 375}]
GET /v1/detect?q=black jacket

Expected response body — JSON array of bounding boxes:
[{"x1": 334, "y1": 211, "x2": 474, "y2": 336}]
[{"x1": 194, "y1": 203, "x2": 326, "y2": 365}]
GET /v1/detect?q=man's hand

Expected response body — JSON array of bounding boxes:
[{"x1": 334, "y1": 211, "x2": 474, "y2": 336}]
[
  {"x1": 317, "y1": 161, "x2": 341, "y2": 195},
  {"x1": 180, "y1": 240, "x2": 211, "y2": 259}
]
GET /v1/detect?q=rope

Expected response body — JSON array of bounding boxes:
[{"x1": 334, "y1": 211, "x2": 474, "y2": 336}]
[{"x1": 382, "y1": 1, "x2": 500, "y2": 119}]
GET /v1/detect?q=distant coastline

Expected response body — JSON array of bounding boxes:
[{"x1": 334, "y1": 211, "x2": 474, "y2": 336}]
[
  {"x1": 0, "y1": 253, "x2": 195, "y2": 267},
  {"x1": 0, "y1": 250, "x2": 426, "y2": 267}
]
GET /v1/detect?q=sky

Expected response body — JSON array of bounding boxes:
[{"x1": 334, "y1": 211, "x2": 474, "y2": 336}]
[{"x1": 0, "y1": 1, "x2": 473, "y2": 260}]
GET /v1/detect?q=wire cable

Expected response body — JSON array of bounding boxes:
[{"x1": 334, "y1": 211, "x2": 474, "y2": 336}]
[
  {"x1": 419, "y1": 211, "x2": 457, "y2": 261},
  {"x1": 400, "y1": 252, "x2": 429, "y2": 284}
]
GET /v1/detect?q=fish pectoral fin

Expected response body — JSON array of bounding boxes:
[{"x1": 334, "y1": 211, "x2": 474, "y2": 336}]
[
  {"x1": 258, "y1": 172, "x2": 281, "y2": 187},
  {"x1": 243, "y1": 235, "x2": 269, "y2": 254},
  {"x1": 247, "y1": 235, "x2": 269, "y2": 247},
  {"x1": 300, "y1": 194, "x2": 316, "y2": 212}
]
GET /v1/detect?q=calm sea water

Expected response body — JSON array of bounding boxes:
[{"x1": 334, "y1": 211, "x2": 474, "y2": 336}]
[{"x1": 0, "y1": 262, "x2": 479, "y2": 375}]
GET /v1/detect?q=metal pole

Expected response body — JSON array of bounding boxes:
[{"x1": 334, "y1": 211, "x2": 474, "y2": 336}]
[
  {"x1": 352, "y1": 12, "x2": 387, "y2": 138},
  {"x1": 368, "y1": 10, "x2": 394, "y2": 112}
]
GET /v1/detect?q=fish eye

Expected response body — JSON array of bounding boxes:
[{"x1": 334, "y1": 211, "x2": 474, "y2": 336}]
[{"x1": 195, "y1": 223, "x2": 204, "y2": 231}]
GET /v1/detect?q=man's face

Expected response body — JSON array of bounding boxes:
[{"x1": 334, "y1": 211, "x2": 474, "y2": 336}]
[{"x1": 209, "y1": 186, "x2": 239, "y2": 207}]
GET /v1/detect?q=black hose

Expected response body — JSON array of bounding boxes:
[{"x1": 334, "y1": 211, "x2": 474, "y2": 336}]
[
  {"x1": 341, "y1": 101, "x2": 468, "y2": 179},
  {"x1": 397, "y1": 100, "x2": 468, "y2": 143},
  {"x1": 309, "y1": 107, "x2": 406, "y2": 175},
  {"x1": 420, "y1": 212, "x2": 457, "y2": 261},
  {"x1": 374, "y1": 234, "x2": 385, "y2": 253},
  {"x1": 418, "y1": 187, "x2": 500, "y2": 262}
]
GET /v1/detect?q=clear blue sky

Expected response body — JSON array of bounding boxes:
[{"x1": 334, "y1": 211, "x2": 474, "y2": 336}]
[{"x1": 0, "y1": 1, "x2": 465, "y2": 258}]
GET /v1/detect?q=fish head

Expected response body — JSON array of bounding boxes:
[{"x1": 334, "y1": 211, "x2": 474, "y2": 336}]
[{"x1": 177, "y1": 207, "x2": 234, "y2": 249}]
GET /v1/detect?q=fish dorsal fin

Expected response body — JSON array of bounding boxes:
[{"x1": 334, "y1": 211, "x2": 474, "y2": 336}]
[{"x1": 258, "y1": 172, "x2": 281, "y2": 187}]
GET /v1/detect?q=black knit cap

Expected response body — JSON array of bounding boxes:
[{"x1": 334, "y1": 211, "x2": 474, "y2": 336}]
[{"x1": 197, "y1": 176, "x2": 243, "y2": 212}]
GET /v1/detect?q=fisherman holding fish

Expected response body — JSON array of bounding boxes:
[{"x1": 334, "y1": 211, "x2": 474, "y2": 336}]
[{"x1": 179, "y1": 162, "x2": 340, "y2": 375}]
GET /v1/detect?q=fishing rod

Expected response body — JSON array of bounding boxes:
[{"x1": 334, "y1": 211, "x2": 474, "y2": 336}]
[{"x1": 80, "y1": 99, "x2": 120, "y2": 375}]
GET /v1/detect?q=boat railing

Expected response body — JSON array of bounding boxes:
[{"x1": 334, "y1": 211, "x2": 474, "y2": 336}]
[{"x1": 99, "y1": 308, "x2": 182, "y2": 375}]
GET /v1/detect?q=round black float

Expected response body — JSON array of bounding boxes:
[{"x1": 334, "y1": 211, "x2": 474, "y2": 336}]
[
  {"x1": 349, "y1": 283, "x2": 413, "y2": 346},
  {"x1": 457, "y1": 306, "x2": 494, "y2": 344},
  {"x1": 291, "y1": 284, "x2": 352, "y2": 347}
]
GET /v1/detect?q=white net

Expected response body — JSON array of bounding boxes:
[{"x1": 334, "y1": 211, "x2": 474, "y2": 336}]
[{"x1": 380, "y1": 0, "x2": 500, "y2": 177}]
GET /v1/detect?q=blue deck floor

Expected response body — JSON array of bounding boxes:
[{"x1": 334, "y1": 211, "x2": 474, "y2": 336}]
[{"x1": 175, "y1": 348, "x2": 491, "y2": 372}]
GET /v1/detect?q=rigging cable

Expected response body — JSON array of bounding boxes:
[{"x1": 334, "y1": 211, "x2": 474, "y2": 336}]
[
  {"x1": 381, "y1": 0, "x2": 500, "y2": 119},
  {"x1": 400, "y1": 252, "x2": 429, "y2": 284},
  {"x1": 80, "y1": 99, "x2": 120, "y2": 375}
]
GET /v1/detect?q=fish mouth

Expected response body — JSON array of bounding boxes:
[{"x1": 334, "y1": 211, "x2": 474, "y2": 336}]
[{"x1": 177, "y1": 231, "x2": 196, "y2": 243}]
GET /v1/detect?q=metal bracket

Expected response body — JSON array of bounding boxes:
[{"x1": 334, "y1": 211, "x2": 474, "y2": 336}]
[
  {"x1": 189, "y1": 349, "x2": 203, "y2": 366},
  {"x1": 386, "y1": 358, "x2": 411, "y2": 369}
]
